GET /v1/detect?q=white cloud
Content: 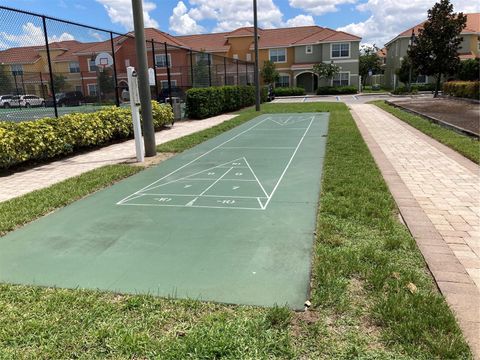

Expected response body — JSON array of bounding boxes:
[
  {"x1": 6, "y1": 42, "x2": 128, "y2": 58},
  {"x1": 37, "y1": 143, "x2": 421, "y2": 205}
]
[
  {"x1": 286, "y1": 14, "x2": 316, "y2": 27},
  {"x1": 289, "y1": 0, "x2": 357, "y2": 16},
  {"x1": 169, "y1": 1, "x2": 205, "y2": 35},
  {"x1": 337, "y1": 0, "x2": 480, "y2": 46},
  {"x1": 96, "y1": 0, "x2": 159, "y2": 31},
  {"x1": 0, "y1": 22, "x2": 74, "y2": 48}
]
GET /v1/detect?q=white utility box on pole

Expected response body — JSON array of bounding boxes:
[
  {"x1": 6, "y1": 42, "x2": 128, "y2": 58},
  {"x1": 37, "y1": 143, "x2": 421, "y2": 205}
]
[{"x1": 127, "y1": 66, "x2": 145, "y2": 163}]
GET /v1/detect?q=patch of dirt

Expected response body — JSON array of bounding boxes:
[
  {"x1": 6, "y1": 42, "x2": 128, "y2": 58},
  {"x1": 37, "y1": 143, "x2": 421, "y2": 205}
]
[
  {"x1": 291, "y1": 309, "x2": 321, "y2": 337},
  {"x1": 126, "y1": 152, "x2": 176, "y2": 167},
  {"x1": 390, "y1": 98, "x2": 479, "y2": 135}
]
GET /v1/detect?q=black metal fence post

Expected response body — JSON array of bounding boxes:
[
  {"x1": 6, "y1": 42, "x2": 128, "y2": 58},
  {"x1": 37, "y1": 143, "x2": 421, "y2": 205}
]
[
  {"x1": 151, "y1": 39, "x2": 159, "y2": 100},
  {"x1": 245, "y1": 61, "x2": 248, "y2": 85},
  {"x1": 223, "y1": 57, "x2": 227, "y2": 86},
  {"x1": 39, "y1": 72, "x2": 45, "y2": 100},
  {"x1": 207, "y1": 54, "x2": 212, "y2": 87},
  {"x1": 236, "y1": 60, "x2": 239, "y2": 85},
  {"x1": 110, "y1": 32, "x2": 119, "y2": 106},
  {"x1": 164, "y1": 42, "x2": 173, "y2": 107},
  {"x1": 42, "y1": 15, "x2": 57, "y2": 117}
]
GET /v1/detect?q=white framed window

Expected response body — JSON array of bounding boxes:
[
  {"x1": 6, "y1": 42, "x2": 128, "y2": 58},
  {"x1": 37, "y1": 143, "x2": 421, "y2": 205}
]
[
  {"x1": 246, "y1": 53, "x2": 252, "y2": 61},
  {"x1": 11, "y1": 64, "x2": 23, "y2": 75},
  {"x1": 155, "y1": 54, "x2": 171, "y2": 67},
  {"x1": 275, "y1": 74, "x2": 290, "y2": 88},
  {"x1": 233, "y1": 54, "x2": 238, "y2": 59},
  {"x1": 305, "y1": 45, "x2": 313, "y2": 54},
  {"x1": 332, "y1": 72, "x2": 349, "y2": 86},
  {"x1": 160, "y1": 80, "x2": 177, "y2": 89},
  {"x1": 331, "y1": 43, "x2": 350, "y2": 58},
  {"x1": 88, "y1": 59, "x2": 97, "y2": 72},
  {"x1": 69, "y1": 62, "x2": 80, "y2": 73},
  {"x1": 87, "y1": 84, "x2": 98, "y2": 96},
  {"x1": 195, "y1": 53, "x2": 211, "y2": 64},
  {"x1": 269, "y1": 48, "x2": 286, "y2": 63}
]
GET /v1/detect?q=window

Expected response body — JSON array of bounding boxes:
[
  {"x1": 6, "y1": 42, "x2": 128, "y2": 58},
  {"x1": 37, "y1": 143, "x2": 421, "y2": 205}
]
[
  {"x1": 196, "y1": 53, "x2": 211, "y2": 64},
  {"x1": 331, "y1": 43, "x2": 350, "y2": 58},
  {"x1": 155, "y1": 54, "x2": 171, "y2": 67},
  {"x1": 415, "y1": 74, "x2": 427, "y2": 83},
  {"x1": 88, "y1": 59, "x2": 97, "y2": 72},
  {"x1": 305, "y1": 45, "x2": 313, "y2": 54},
  {"x1": 332, "y1": 72, "x2": 349, "y2": 86},
  {"x1": 275, "y1": 74, "x2": 290, "y2": 88},
  {"x1": 87, "y1": 84, "x2": 98, "y2": 96},
  {"x1": 75, "y1": 86, "x2": 82, "y2": 92},
  {"x1": 11, "y1": 64, "x2": 23, "y2": 75},
  {"x1": 246, "y1": 53, "x2": 252, "y2": 61},
  {"x1": 69, "y1": 62, "x2": 80, "y2": 73},
  {"x1": 269, "y1": 48, "x2": 286, "y2": 63},
  {"x1": 125, "y1": 59, "x2": 130, "y2": 68},
  {"x1": 160, "y1": 80, "x2": 177, "y2": 89},
  {"x1": 233, "y1": 54, "x2": 238, "y2": 59}
]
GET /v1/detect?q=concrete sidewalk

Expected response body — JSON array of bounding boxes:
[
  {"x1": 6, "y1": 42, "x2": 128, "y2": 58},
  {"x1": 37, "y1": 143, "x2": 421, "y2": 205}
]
[
  {"x1": 0, "y1": 114, "x2": 237, "y2": 203},
  {"x1": 351, "y1": 104, "x2": 480, "y2": 359}
]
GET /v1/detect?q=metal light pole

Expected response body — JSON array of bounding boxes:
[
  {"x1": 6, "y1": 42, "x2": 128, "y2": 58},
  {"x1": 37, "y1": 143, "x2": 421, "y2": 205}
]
[
  {"x1": 131, "y1": 0, "x2": 156, "y2": 157},
  {"x1": 408, "y1": 29, "x2": 416, "y2": 93},
  {"x1": 253, "y1": 0, "x2": 260, "y2": 111}
]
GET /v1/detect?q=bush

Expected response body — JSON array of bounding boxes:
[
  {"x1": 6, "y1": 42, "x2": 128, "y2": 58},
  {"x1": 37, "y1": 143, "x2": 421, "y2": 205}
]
[
  {"x1": 457, "y1": 59, "x2": 480, "y2": 81},
  {"x1": 443, "y1": 81, "x2": 479, "y2": 99},
  {"x1": 316, "y1": 86, "x2": 357, "y2": 95},
  {"x1": 0, "y1": 101, "x2": 173, "y2": 169},
  {"x1": 413, "y1": 83, "x2": 436, "y2": 92},
  {"x1": 273, "y1": 87, "x2": 305, "y2": 96},
  {"x1": 185, "y1": 85, "x2": 255, "y2": 119},
  {"x1": 391, "y1": 86, "x2": 418, "y2": 95}
]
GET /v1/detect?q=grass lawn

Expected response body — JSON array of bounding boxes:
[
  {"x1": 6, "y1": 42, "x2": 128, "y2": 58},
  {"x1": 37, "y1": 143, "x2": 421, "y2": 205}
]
[
  {"x1": 0, "y1": 103, "x2": 471, "y2": 359},
  {"x1": 372, "y1": 100, "x2": 480, "y2": 164}
]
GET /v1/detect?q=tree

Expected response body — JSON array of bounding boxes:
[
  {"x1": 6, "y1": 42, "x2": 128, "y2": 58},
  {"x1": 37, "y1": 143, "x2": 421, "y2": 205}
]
[
  {"x1": 396, "y1": 56, "x2": 419, "y2": 87},
  {"x1": 457, "y1": 59, "x2": 479, "y2": 81},
  {"x1": 313, "y1": 62, "x2": 340, "y2": 85},
  {"x1": 0, "y1": 65, "x2": 12, "y2": 94},
  {"x1": 260, "y1": 60, "x2": 279, "y2": 85},
  {"x1": 98, "y1": 68, "x2": 114, "y2": 97},
  {"x1": 53, "y1": 74, "x2": 67, "y2": 93},
  {"x1": 359, "y1": 45, "x2": 382, "y2": 85},
  {"x1": 408, "y1": 0, "x2": 467, "y2": 97}
]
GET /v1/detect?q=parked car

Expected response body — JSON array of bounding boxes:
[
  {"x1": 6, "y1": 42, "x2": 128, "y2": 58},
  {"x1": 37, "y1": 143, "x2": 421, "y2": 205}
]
[
  {"x1": 4, "y1": 95, "x2": 22, "y2": 108},
  {"x1": 45, "y1": 91, "x2": 84, "y2": 107},
  {"x1": 18, "y1": 95, "x2": 45, "y2": 108},
  {"x1": 0, "y1": 95, "x2": 14, "y2": 108}
]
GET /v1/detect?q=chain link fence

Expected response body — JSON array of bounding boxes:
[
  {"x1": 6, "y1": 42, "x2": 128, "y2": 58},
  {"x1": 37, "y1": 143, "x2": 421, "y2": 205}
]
[{"x1": 0, "y1": 6, "x2": 254, "y2": 122}]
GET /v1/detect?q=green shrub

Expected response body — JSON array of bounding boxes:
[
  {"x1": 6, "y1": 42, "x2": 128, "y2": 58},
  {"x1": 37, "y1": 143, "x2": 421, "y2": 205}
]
[
  {"x1": 0, "y1": 101, "x2": 173, "y2": 169},
  {"x1": 391, "y1": 86, "x2": 418, "y2": 95},
  {"x1": 413, "y1": 83, "x2": 436, "y2": 92},
  {"x1": 316, "y1": 86, "x2": 357, "y2": 95},
  {"x1": 443, "y1": 81, "x2": 479, "y2": 99},
  {"x1": 273, "y1": 87, "x2": 305, "y2": 96},
  {"x1": 457, "y1": 59, "x2": 479, "y2": 81},
  {"x1": 185, "y1": 85, "x2": 255, "y2": 119}
]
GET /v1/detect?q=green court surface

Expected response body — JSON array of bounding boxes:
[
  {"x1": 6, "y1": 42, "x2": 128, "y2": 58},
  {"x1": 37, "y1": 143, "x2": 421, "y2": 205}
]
[
  {"x1": 0, "y1": 113, "x2": 329, "y2": 309},
  {"x1": 0, "y1": 104, "x2": 107, "y2": 122}
]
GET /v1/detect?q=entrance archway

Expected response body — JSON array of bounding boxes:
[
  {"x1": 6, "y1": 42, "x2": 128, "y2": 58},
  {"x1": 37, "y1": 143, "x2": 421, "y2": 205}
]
[{"x1": 295, "y1": 72, "x2": 318, "y2": 94}]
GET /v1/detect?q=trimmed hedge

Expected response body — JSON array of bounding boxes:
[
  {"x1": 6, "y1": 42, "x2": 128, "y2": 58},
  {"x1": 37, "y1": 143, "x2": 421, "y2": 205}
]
[
  {"x1": 443, "y1": 81, "x2": 479, "y2": 100},
  {"x1": 273, "y1": 87, "x2": 305, "y2": 96},
  {"x1": 185, "y1": 85, "x2": 255, "y2": 119},
  {"x1": 391, "y1": 86, "x2": 419, "y2": 95},
  {"x1": 316, "y1": 86, "x2": 357, "y2": 95},
  {"x1": 0, "y1": 101, "x2": 173, "y2": 169}
]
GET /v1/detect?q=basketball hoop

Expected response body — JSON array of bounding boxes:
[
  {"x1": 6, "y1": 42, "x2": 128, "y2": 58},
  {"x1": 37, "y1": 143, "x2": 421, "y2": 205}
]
[{"x1": 95, "y1": 52, "x2": 114, "y2": 71}]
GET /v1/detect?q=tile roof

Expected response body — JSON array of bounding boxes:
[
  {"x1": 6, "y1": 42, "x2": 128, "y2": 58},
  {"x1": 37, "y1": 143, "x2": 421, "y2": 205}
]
[
  {"x1": 137, "y1": 28, "x2": 189, "y2": 48},
  {"x1": 387, "y1": 13, "x2": 480, "y2": 46},
  {"x1": 377, "y1": 47, "x2": 387, "y2": 57},
  {"x1": 176, "y1": 32, "x2": 231, "y2": 53}
]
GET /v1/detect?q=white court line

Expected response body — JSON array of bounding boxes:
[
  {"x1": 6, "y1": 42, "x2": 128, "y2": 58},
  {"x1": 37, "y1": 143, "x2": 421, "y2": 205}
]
[
  {"x1": 263, "y1": 115, "x2": 315, "y2": 208},
  {"x1": 243, "y1": 157, "x2": 269, "y2": 199},
  {"x1": 139, "y1": 193, "x2": 268, "y2": 199},
  {"x1": 252, "y1": 128, "x2": 308, "y2": 131},
  {"x1": 118, "y1": 203, "x2": 264, "y2": 211},
  {"x1": 136, "y1": 157, "x2": 244, "y2": 194},
  {"x1": 116, "y1": 116, "x2": 272, "y2": 204},
  {"x1": 185, "y1": 167, "x2": 232, "y2": 207},
  {"x1": 171, "y1": 178, "x2": 256, "y2": 182},
  {"x1": 220, "y1": 147, "x2": 295, "y2": 150}
]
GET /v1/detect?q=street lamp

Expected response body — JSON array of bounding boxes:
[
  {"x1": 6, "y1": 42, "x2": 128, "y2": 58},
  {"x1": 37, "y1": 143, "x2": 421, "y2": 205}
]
[{"x1": 408, "y1": 29, "x2": 416, "y2": 92}]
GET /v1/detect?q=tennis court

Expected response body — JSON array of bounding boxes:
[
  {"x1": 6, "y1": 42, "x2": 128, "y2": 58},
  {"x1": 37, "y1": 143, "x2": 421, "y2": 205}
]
[
  {"x1": 0, "y1": 104, "x2": 109, "y2": 122},
  {"x1": 0, "y1": 112, "x2": 329, "y2": 309}
]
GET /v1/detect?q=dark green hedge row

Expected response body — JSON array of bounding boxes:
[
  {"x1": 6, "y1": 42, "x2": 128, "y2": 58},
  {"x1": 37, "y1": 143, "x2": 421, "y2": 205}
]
[
  {"x1": 185, "y1": 86, "x2": 255, "y2": 119},
  {"x1": 273, "y1": 87, "x2": 305, "y2": 96},
  {"x1": 316, "y1": 86, "x2": 357, "y2": 95},
  {"x1": 0, "y1": 101, "x2": 173, "y2": 169},
  {"x1": 443, "y1": 81, "x2": 479, "y2": 99}
]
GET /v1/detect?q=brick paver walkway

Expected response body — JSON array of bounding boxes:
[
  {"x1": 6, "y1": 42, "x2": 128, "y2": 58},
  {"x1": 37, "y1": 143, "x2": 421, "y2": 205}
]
[
  {"x1": 351, "y1": 104, "x2": 480, "y2": 358},
  {"x1": 0, "y1": 114, "x2": 237, "y2": 203}
]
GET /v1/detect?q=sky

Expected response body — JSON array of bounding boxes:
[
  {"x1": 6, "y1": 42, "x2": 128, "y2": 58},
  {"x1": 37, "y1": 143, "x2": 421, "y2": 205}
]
[{"x1": 0, "y1": 0, "x2": 478, "y2": 49}]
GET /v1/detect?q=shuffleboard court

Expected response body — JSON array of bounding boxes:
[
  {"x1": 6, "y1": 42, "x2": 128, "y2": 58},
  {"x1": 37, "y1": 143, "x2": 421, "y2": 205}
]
[{"x1": 0, "y1": 113, "x2": 329, "y2": 309}]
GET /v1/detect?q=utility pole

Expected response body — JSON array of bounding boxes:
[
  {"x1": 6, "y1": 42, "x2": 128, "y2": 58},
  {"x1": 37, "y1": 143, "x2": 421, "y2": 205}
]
[
  {"x1": 253, "y1": 0, "x2": 260, "y2": 111},
  {"x1": 131, "y1": 0, "x2": 156, "y2": 157},
  {"x1": 408, "y1": 29, "x2": 416, "y2": 93}
]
